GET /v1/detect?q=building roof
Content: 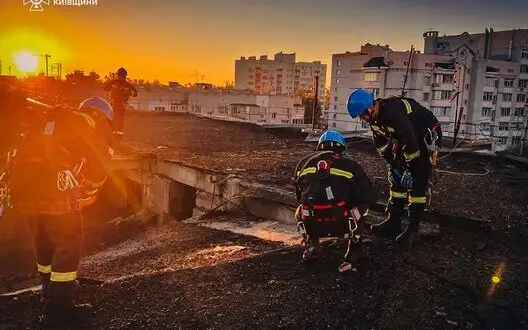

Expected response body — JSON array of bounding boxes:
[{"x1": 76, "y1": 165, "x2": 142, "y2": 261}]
[
  {"x1": 230, "y1": 103, "x2": 259, "y2": 107},
  {"x1": 363, "y1": 57, "x2": 388, "y2": 68}
]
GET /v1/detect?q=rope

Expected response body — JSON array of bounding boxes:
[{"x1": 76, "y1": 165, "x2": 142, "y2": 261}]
[{"x1": 57, "y1": 170, "x2": 79, "y2": 191}]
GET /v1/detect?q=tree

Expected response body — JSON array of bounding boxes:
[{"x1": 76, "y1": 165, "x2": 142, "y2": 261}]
[
  {"x1": 303, "y1": 97, "x2": 322, "y2": 127},
  {"x1": 224, "y1": 80, "x2": 234, "y2": 89},
  {"x1": 89, "y1": 71, "x2": 100, "y2": 83},
  {"x1": 152, "y1": 79, "x2": 161, "y2": 87},
  {"x1": 104, "y1": 72, "x2": 117, "y2": 83},
  {"x1": 324, "y1": 88, "x2": 330, "y2": 110}
]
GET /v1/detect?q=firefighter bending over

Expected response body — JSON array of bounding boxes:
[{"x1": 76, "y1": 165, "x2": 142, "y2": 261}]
[
  {"x1": 2, "y1": 97, "x2": 115, "y2": 328},
  {"x1": 347, "y1": 89, "x2": 442, "y2": 244},
  {"x1": 294, "y1": 130, "x2": 377, "y2": 268},
  {"x1": 104, "y1": 67, "x2": 137, "y2": 140}
]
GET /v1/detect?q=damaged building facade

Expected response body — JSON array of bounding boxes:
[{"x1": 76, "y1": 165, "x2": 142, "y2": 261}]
[
  {"x1": 127, "y1": 86, "x2": 305, "y2": 125},
  {"x1": 329, "y1": 28, "x2": 528, "y2": 149}
]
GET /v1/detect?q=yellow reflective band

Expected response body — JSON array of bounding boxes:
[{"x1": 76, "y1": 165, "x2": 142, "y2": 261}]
[
  {"x1": 377, "y1": 142, "x2": 390, "y2": 153},
  {"x1": 88, "y1": 176, "x2": 107, "y2": 189},
  {"x1": 362, "y1": 209, "x2": 369, "y2": 216},
  {"x1": 370, "y1": 124, "x2": 384, "y2": 133},
  {"x1": 329, "y1": 168, "x2": 353, "y2": 179},
  {"x1": 390, "y1": 190, "x2": 407, "y2": 199},
  {"x1": 51, "y1": 271, "x2": 78, "y2": 282},
  {"x1": 409, "y1": 196, "x2": 427, "y2": 204},
  {"x1": 402, "y1": 99, "x2": 413, "y2": 114},
  {"x1": 84, "y1": 188, "x2": 98, "y2": 196},
  {"x1": 72, "y1": 111, "x2": 96, "y2": 130},
  {"x1": 404, "y1": 150, "x2": 421, "y2": 161},
  {"x1": 386, "y1": 127, "x2": 395, "y2": 133},
  {"x1": 37, "y1": 264, "x2": 51, "y2": 274},
  {"x1": 298, "y1": 167, "x2": 316, "y2": 177}
]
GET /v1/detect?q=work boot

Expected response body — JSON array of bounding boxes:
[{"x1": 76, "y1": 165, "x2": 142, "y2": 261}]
[
  {"x1": 396, "y1": 204, "x2": 423, "y2": 244},
  {"x1": 302, "y1": 236, "x2": 321, "y2": 261},
  {"x1": 40, "y1": 281, "x2": 93, "y2": 330},
  {"x1": 370, "y1": 199, "x2": 405, "y2": 238}
]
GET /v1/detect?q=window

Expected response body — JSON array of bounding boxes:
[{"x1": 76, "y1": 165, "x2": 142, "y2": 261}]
[
  {"x1": 431, "y1": 106, "x2": 452, "y2": 117},
  {"x1": 519, "y1": 80, "x2": 528, "y2": 88},
  {"x1": 502, "y1": 93, "x2": 513, "y2": 102},
  {"x1": 333, "y1": 113, "x2": 337, "y2": 119},
  {"x1": 434, "y1": 74, "x2": 453, "y2": 84},
  {"x1": 466, "y1": 84, "x2": 470, "y2": 90},
  {"x1": 499, "y1": 122, "x2": 509, "y2": 131},
  {"x1": 500, "y1": 107, "x2": 511, "y2": 116},
  {"x1": 424, "y1": 76, "x2": 431, "y2": 85},
  {"x1": 366, "y1": 88, "x2": 380, "y2": 98},
  {"x1": 522, "y1": 49, "x2": 528, "y2": 59},
  {"x1": 515, "y1": 107, "x2": 525, "y2": 116},
  {"x1": 504, "y1": 79, "x2": 514, "y2": 88},
  {"x1": 271, "y1": 113, "x2": 276, "y2": 119},
  {"x1": 333, "y1": 105, "x2": 337, "y2": 110},
  {"x1": 498, "y1": 137, "x2": 507, "y2": 144},
  {"x1": 364, "y1": 72, "x2": 379, "y2": 82},
  {"x1": 361, "y1": 121, "x2": 369, "y2": 129},
  {"x1": 512, "y1": 136, "x2": 522, "y2": 145},
  {"x1": 432, "y1": 90, "x2": 452, "y2": 100},
  {"x1": 423, "y1": 93, "x2": 430, "y2": 101},
  {"x1": 336, "y1": 78, "x2": 340, "y2": 85},
  {"x1": 483, "y1": 92, "x2": 495, "y2": 102},
  {"x1": 337, "y1": 60, "x2": 341, "y2": 67},
  {"x1": 480, "y1": 123, "x2": 491, "y2": 132},
  {"x1": 336, "y1": 70, "x2": 341, "y2": 75},
  {"x1": 518, "y1": 94, "x2": 526, "y2": 103},
  {"x1": 481, "y1": 107, "x2": 493, "y2": 117},
  {"x1": 485, "y1": 77, "x2": 497, "y2": 86},
  {"x1": 332, "y1": 122, "x2": 337, "y2": 128},
  {"x1": 334, "y1": 96, "x2": 338, "y2": 101},
  {"x1": 521, "y1": 65, "x2": 528, "y2": 74}
]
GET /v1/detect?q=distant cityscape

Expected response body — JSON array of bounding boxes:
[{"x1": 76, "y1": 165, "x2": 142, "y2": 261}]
[{"x1": 1, "y1": 27, "x2": 527, "y2": 151}]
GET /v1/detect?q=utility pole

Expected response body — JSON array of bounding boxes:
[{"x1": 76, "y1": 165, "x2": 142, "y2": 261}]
[
  {"x1": 312, "y1": 75, "x2": 319, "y2": 130},
  {"x1": 401, "y1": 45, "x2": 414, "y2": 97},
  {"x1": 40, "y1": 54, "x2": 52, "y2": 76}
]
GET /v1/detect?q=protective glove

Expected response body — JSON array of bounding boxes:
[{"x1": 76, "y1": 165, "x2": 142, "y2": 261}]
[
  {"x1": 400, "y1": 170, "x2": 414, "y2": 189},
  {"x1": 388, "y1": 166, "x2": 402, "y2": 186}
]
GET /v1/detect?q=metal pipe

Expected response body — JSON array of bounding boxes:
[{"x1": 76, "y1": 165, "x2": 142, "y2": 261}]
[{"x1": 26, "y1": 97, "x2": 54, "y2": 109}]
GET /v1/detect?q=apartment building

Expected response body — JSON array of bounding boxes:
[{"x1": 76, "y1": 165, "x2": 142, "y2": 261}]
[
  {"x1": 234, "y1": 52, "x2": 326, "y2": 104},
  {"x1": 129, "y1": 86, "x2": 305, "y2": 125},
  {"x1": 328, "y1": 39, "x2": 527, "y2": 149}
]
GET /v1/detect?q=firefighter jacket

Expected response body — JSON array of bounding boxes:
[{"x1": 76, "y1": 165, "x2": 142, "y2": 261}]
[
  {"x1": 294, "y1": 151, "x2": 377, "y2": 216},
  {"x1": 369, "y1": 97, "x2": 443, "y2": 171},
  {"x1": 5, "y1": 108, "x2": 114, "y2": 215},
  {"x1": 104, "y1": 79, "x2": 137, "y2": 105}
]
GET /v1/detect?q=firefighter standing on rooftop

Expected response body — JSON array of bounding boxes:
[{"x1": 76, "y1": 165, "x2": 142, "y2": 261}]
[
  {"x1": 104, "y1": 67, "x2": 137, "y2": 141},
  {"x1": 347, "y1": 89, "x2": 442, "y2": 243},
  {"x1": 1, "y1": 96, "x2": 115, "y2": 329}
]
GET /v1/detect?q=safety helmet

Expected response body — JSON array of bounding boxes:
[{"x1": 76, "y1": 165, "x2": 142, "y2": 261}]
[
  {"x1": 347, "y1": 89, "x2": 374, "y2": 118},
  {"x1": 117, "y1": 67, "x2": 127, "y2": 77},
  {"x1": 78, "y1": 97, "x2": 113, "y2": 122},
  {"x1": 317, "y1": 130, "x2": 346, "y2": 151}
]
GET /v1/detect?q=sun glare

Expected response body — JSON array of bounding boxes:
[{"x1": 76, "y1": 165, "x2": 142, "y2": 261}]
[{"x1": 12, "y1": 51, "x2": 39, "y2": 74}]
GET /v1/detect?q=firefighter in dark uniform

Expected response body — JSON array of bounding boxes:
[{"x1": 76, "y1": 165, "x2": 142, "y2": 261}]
[
  {"x1": 347, "y1": 89, "x2": 442, "y2": 243},
  {"x1": 294, "y1": 130, "x2": 377, "y2": 268},
  {"x1": 1, "y1": 97, "x2": 115, "y2": 328},
  {"x1": 103, "y1": 67, "x2": 137, "y2": 140}
]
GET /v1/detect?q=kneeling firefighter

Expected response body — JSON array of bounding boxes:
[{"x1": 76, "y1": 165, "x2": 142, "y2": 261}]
[
  {"x1": 347, "y1": 89, "x2": 442, "y2": 243},
  {"x1": 1, "y1": 97, "x2": 115, "y2": 328},
  {"x1": 294, "y1": 130, "x2": 377, "y2": 268}
]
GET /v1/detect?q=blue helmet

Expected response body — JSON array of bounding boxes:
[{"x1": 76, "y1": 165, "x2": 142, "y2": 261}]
[
  {"x1": 78, "y1": 97, "x2": 113, "y2": 122},
  {"x1": 347, "y1": 89, "x2": 374, "y2": 118},
  {"x1": 317, "y1": 130, "x2": 346, "y2": 151}
]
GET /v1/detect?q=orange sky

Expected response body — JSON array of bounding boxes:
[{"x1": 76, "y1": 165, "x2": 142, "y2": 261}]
[{"x1": 1, "y1": 0, "x2": 526, "y2": 85}]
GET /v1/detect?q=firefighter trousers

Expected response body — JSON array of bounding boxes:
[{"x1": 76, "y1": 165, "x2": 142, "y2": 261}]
[
  {"x1": 27, "y1": 211, "x2": 84, "y2": 303},
  {"x1": 388, "y1": 156, "x2": 432, "y2": 226},
  {"x1": 112, "y1": 103, "x2": 126, "y2": 138}
]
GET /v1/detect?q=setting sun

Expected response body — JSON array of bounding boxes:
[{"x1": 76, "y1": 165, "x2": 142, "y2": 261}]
[{"x1": 12, "y1": 51, "x2": 39, "y2": 74}]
